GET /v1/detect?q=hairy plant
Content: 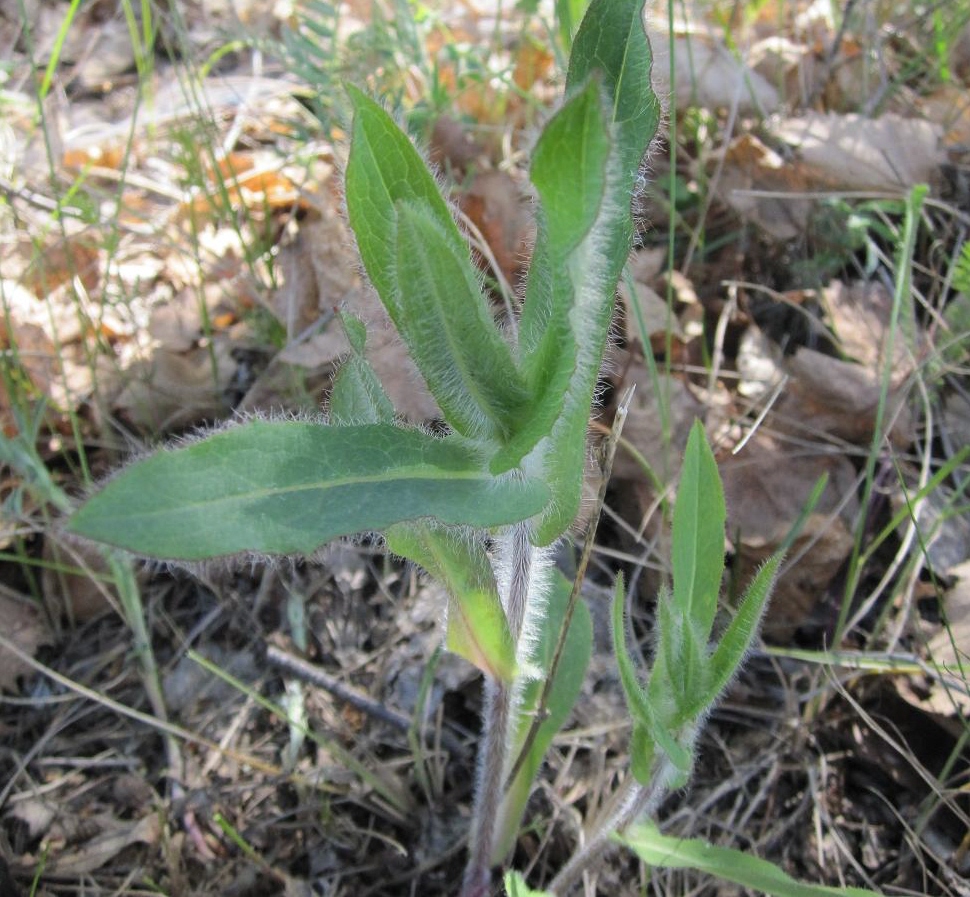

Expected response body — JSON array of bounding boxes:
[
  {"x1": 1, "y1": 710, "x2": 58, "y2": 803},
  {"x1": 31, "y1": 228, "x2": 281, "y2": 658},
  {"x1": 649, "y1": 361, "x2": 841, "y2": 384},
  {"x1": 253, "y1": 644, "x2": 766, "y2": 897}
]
[{"x1": 67, "y1": 3, "x2": 885, "y2": 894}]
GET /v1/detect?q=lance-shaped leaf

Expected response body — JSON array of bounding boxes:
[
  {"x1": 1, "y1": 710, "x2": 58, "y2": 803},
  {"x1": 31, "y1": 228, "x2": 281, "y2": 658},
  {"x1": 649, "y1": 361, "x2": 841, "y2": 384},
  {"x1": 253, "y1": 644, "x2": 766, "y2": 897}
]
[
  {"x1": 612, "y1": 576, "x2": 692, "y2": 784},
  {"x1": 329, "y1": 326, "x2": 517, "y2": 684},
  {"x1": 344, "y1": 87, "x2": 530, "y2": 442},
  {"x1": 68, "y1": 422, "x2": 549, "y2": 561},
  {"x1": 329, "y1": 314, "x2": 397, "y2": 425},
  {"x1": 567, "y1": 0, "x2": 662, "y2": 178},
  {"x1": 491, "y1": 78, "x2": 611, "y2": 477},
  {"x1": 387, "y1": 525, "x2": 516, "y2": 684},
  {"x1": 510, "y1": 0, "x2": 661, "y2": 542},
  {"x1": 618, "y1": 822, "x2": 884, "y2": 897},
  {"x1": 697, "y1": 553, "x2": 781, "y2": 715},
  {"x1": 672, "y1": 420, "x2": 725, "y2": 637},
  {"x1": 393, "y1": 200, "x2": 531, "y2": 440}
]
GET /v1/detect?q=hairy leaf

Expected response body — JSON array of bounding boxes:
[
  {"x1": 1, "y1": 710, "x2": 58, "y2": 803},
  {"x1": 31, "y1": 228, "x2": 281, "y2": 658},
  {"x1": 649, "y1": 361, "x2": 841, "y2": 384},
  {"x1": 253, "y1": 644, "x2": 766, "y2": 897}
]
[
  {"x1": 331, "y1": 320, "x2": 517, "y2": 682},
  {"x1": 512, "y1": 0, "x2": 661, "y2": 543},
  {"x1": 386, "y1": 524, "x2": 516, "y2": 683},
  {"x1": 618, "y1": 823, "x2": 884, "y2": 897},
  {"x1": 672, "y1": 420, "x2": 725, "y2": 635},
  {"x1": 345, "y1": 88, "x2": 529, "y2": 442},
  {"x1": 69, "y1": 422, "x2": 549, "y2": 560}
]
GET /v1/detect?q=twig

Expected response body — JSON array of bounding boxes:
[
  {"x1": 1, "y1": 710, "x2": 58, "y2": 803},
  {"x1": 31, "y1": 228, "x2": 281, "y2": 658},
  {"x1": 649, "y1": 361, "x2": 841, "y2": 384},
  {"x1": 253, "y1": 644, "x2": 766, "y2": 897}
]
[{"x1": 264, "y1": 643, "x2": 466, "y2": 757}]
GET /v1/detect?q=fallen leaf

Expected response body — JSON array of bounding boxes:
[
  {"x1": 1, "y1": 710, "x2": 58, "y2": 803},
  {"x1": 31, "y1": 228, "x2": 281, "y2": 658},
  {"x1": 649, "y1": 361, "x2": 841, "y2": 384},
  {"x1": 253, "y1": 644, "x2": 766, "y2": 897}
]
[
  {"x1": 457, "y1": 169, "x2": 534, "y2": 288},
  {"x1": 512, "y1": 35, "x2": 553, "y2": 92},
  {"x1": 720, "y1": 431, "x2": 859, "y2": 640},
  {"x1": 0, "y1": 593, "x2": 53, "y2": 693},
  {"x1": 750, "y1": 35, "x2": 822, "y2": 108},
  {"x1": 655, "y1": 29, "x2": 780, "y2": 115},
  {"x1": 44, "y1": 813, "x2": 161, "y2": 876},
  {"x1": 715, "y1": 133, "x2": 817, "y2": 241},
  {"x1": 20, "y1": 234, "x2": 101, "y2": 300},
  {"x1": 909, "y1": 560, "x2": 970, "y2": 718},
  {"x1": 42, "y1": 537, "x2": 118, "y2": 623},
  {"x1": 429, "y1": 115, "x2": 486, "y2": 174},
  {"x1": 611, "y1": 370, "x2": 704, "y2": 487},
  {"x1": 7, "y1": 799, "x2": 57, "y2": 840},
  {"x1": 774, "y1": 112, "x2": 946, "y2": 193},
  {"x1": 776, "y1": 346, "x2": 914, "y2": 447},
  {"x1": 821, "y1": 279, "x2": 920, "y2": 374},
  {"x1": 112, "y1": 340, "x2": 235, "y2": 433}
]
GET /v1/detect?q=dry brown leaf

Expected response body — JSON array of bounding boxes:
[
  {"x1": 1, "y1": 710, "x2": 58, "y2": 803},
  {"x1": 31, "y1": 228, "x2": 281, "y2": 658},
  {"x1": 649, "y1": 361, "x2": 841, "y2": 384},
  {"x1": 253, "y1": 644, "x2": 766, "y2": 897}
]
[
  {"x1": 44, "y1": 813, "x2": 161, "y2": 876},
  {"x1": 774, "y1": 112, "x2": 946, "y2": 193},
  {"x1": 776, "y1": 347, "x2": 914, "y2": 447},
  {"x1": 20, "y1": 234, "x2": 100, "y2": 299},
  {"x1": 458, "y1": 169, "x2": 534, "y2": 288},
  {"x1": 0, "y1": 593, "x2": 52, "y2": 693},
  {"x1": 429, "y1": 115, "x2": 487, "y2": 174},
  {"x1": 920, "y1": 83, "x2": 970, "y2": 148},
  {"x1": 655, "y1": 30, "x2": 780, "y2": 115},
  {"x1": 7, "y1": 799, "x2": 57, "y2": 841},
  {"x1": 619, "y1": 279, "x2": 680, "y2": 349},
  {"x1": 267, "y1": 208, "x2": 441, "y2": 422},
  {"x1": 715, "y1": 133, "x2": 816, "y2": 240},
  {"x1": 720, "y1": 431, "x2": 859, "y2": 640},
  {"x1": 822, "y1": 279, "x2": 920, "y2": 374},
  {"x1": 42, "y1": 538, "x2": 118, "y2": 623},
  {"x1": 112, "y1": 340, "x2": 235, "y2": 433},
  {"x1": 512, "y1": 35, "x2": 554, "y2": 92},
  {"x1": 908, "y1": 560, "x2": 970, "y2": 718},
  {"x1": 611, "y1": 371, "x2": 703, "y2": 486},
  {"x1": 749, "y1": 35, "x2": 822, "y2": 107}
]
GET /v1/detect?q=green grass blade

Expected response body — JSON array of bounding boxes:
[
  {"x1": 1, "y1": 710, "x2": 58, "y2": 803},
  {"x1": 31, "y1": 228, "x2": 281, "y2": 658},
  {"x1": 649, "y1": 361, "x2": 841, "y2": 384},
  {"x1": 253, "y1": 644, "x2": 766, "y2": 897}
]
[
  {"x1": 618, "y1": 822, "x2": 884, "y2": 897},
  {"x1": 69, "y1": 422, "x2": 549, "y2": 560}
]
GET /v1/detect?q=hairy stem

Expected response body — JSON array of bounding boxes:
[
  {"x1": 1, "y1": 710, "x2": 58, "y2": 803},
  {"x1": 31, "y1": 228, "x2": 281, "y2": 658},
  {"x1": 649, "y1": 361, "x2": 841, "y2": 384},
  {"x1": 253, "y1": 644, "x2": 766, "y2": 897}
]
[
  {"x1": 461, "y1": 523, "x2": 537, "y2": 897},
  {"x1": 547, "y1": 757, "x2": 677, "y2": 895}
]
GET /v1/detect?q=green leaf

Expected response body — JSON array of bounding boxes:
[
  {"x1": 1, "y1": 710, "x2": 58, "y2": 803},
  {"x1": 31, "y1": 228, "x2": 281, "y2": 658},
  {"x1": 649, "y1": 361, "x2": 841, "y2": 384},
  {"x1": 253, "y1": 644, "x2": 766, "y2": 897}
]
[
  {"x1": 344, "y1": 87, "x2": 529, "y2": 442},
  {"x1": 329, "y1": 315, "x2": 396, "y2": 426},
  {"x1": 617, "y1": 822, "x2": 884, "y2": 897},
  {"x1": 344, "y1": 85, "x2": 460, "y2": 311},
  {"x1": 69, "y1": 421, "x2": 550, "y2": 561},
  {"x1": 492, "y1": 79, "x2": 610, "y2": 477},
  {"x1": 614, "y1": 577, "x2": 693, "y2": 782},
  {"x1": 393, "y1": 200, "x2": 531, "y2": 440},
  {"x1": 701, "y1": 553, "x2": 781, "y2": 711},
  {"x1": 504, "y1": 870, "x2": 552, "y2": 897},
  {"x1": 508, "y1": 0, "x2": 661, "y2": 542},
  {"x1": 332, "y1": 316, "x2": 517, "y2": 682},
  {"x1": 386, "y1": 524, "x2": 516, "y2": 683},
  {"x1": 567, "y1": 0, "x2": 661, "y2": 179},
  {"x1": 672, "y1": 420, "x2": 725, "y2": 635},
  {"x1": 530, "y1": 80, "x2": 612, "y2": 258},
  {"x1": 612, "y1": 574, "x2": 653, "y2": 728},
  {"x1": 494, "y1": 570, "x2": 592, "y2": 859}
]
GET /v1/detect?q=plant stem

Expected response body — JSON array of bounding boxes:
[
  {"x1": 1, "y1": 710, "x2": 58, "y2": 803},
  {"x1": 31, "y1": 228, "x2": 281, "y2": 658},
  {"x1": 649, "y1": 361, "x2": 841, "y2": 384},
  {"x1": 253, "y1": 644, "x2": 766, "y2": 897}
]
[
  {"x1": 546, "y1": 757, "x2": 677, "y2": 895},
  {"x1": 461, "y1": 523, "x2": 537, "y2": 897}
]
